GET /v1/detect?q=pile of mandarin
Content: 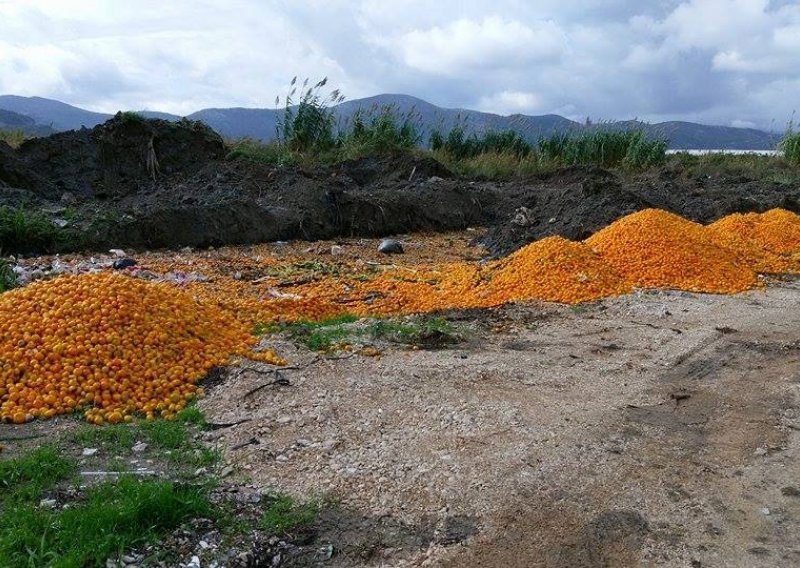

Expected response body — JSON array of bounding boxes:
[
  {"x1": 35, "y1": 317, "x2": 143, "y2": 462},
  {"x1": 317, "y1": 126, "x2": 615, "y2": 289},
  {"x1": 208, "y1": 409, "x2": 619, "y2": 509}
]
[
  {"x1": 0, "y1": 273, "x2": 284, "y2": 424},
  {"x1": 3, "y1": 207, "x2": 800, "y2": 425}
]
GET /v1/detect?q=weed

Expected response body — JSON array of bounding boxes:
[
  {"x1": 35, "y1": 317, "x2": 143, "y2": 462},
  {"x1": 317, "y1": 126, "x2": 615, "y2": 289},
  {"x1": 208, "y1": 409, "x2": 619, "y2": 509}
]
[
  {"x1": 0, "y1": 476, "x2": 214, "y2": 568},
  {"x1": 266, "y1": 314, "x2": 459, "y2": 351},
  {"x1": 780, "y1": 125, "x2": 800, "y2": 166},
  {"x1": 367, "y1": 317, "x2": 456, "y2": 344},
  {"x1": 430, "y1": 127, "x2": 532, "y2": 160},
  {"x1": 72, "y1": 424, "x2": 137, "y2": 454},
  {"x1": 0, "y1": 206, "x2": 67, "y2": 255},
  {"x1": 277, "y1": 77, "x2": 344, "y2": 154},
  {"x1": 263, "y1": 314, "x2": 360, "y2": 350},
  {"x1": 254, "y1": 313, "x2": 359, "y2": 337},
  {"x1": 259, "y1": 493, "x2": 319, "y2": 535},
  {"x1": 337, "y1": 105, "x2": 422, "y2": 159},
  {"x1": 0, "y1": 253, "x2": 15, "y2": 292},
  {"x1": 176, "y1": 405, "x2": 208, "y2": 428},
  {"x1": 226, "y1": 138, "x2": 295, "y2": 168},
  {"x1": 668, "y1": 152, "x2": 800, "y2": 182},
  {"x1": 115, "y1": 111, "x2": 146, "y2": 125},
  {"x1": 71, "y1": 405, "x2": 215, "y2": 467},
  {"x1": 435, "y1": 150, "x2": 550, "y2": 180},
  {"x1": 0, "y1": 128, "x2": 27, "y2": 149},
  {"x1": 0, "y1": 446, "x2": 76, "y2": 503},
  {"x1": 538, "y1": 129, "x2": 666, "y2": 169}
]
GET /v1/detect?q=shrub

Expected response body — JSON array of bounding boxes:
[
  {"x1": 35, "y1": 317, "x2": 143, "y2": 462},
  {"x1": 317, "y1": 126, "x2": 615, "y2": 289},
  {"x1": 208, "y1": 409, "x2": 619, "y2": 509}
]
[
  {"x1": 538, "y1": 129, "x2": 666, "y2": 169},
  {"x1": 430, "y1": 126, "x2": 531, "y2": 159},
  {"x1": 226, "y1": 138, "x2": 295, "y2": 168},
  {"x1": 337, "y1": 105, "x2": 421, "y2": 158},
  {"x1": 0, "y1": 128, "x2": 26, "y2": 149},
  {"x1": 780, "y1": 129, "x2": 800, "y2": 166},
  {"x1": 0, "y1": 206, "x2": 64, "y2": 254},
  {"x1": 277, "y1": 77, "x2": 344, "y2": 153},
  {"x1": 0, "y1": 254, "x2": 14, "y2": 292}
]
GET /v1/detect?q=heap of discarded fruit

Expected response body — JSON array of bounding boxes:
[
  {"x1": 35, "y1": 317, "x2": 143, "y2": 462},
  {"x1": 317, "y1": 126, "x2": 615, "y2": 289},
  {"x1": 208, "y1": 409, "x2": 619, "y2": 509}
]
[{"x1": 2, "y1": 208, "x2": 799, "y2": 424}]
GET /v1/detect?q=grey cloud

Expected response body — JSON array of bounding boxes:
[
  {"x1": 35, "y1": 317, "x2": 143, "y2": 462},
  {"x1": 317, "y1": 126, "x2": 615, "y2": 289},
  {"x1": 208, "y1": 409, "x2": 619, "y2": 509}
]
[{"x1": 0, "y1": 0, "x2": 797, "y2": 130}]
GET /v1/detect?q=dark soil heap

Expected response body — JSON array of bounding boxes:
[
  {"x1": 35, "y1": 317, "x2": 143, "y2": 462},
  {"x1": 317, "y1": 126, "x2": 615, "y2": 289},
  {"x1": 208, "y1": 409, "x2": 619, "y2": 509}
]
[
  {"x1": 1, "y1": 115, "x2": 800, "y2": 254},
  {"x1": 12, "y1": 113, "x2": 225, "y2": 201}
]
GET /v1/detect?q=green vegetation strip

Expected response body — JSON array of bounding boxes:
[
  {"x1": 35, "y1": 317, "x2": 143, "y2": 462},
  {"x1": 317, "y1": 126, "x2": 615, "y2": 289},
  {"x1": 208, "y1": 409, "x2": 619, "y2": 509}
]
[
  {"x1": 256, "y1": 314, "x2": 458, "y2": 351},
  {"x1": 0, "y1": 407, "x2": 323, "y2": 567}
]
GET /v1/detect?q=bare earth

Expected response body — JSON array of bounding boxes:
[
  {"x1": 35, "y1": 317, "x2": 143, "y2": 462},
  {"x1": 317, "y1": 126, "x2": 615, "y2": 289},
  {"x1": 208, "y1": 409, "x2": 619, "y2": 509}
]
[{"x1": 204, "y1": 281, "x2": 800, "y2": 567}]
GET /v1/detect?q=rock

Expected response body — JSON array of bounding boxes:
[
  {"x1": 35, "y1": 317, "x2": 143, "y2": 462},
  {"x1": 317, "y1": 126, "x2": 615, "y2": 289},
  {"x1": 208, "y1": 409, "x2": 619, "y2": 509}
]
[
  {"x1": 53, "y1": 218, "x2": 69, "y2": 228},
  {"x1": 39, "y1": 498, "x2": 57, "y2": 508},
  {"x1": 511, "y1": 207, "x2": 533, "y2": 227},
  {"x1": 187, "y1": 555, "x2": 201, "y2": 568},
  {"x1": 378, "y1": 239, "x2": 404, "y2": 254},
  {"x1": 330, "y1": 245, "x2": 345, "y2": 256},
  {"x1": 781, "y1": 486, "x2": 800, "y2": 497},
  {"x1": 109, "y1": 249, "x2": 127, "y2": 258},
  {"x1": 321, "y1": 439, "x2": 339, "y2": 451},
  {"x1": 754, "y1": 447, "x2": 768, "y2": 456},
  {"x1": 60, "y1": 191, "x2": 77, "y2": 205},
  {"x1": 82, "y1": 448, "x2": 99, "y2": 456},
  {"x1": 113, "y1": 258, "x2": 138, "y2": 270},
  {"x1": 220, "y1": 466, "x2": 234, "y2": 478},
  {"x1": 132, "y1": 441, "x2": 148, "y2": 453}
]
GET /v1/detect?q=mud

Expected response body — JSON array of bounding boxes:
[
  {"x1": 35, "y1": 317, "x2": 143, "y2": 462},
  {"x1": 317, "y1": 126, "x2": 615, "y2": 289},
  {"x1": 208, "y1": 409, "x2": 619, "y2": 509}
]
[
  {"x1": 200, "y1": 281, "x2": 800, "y2": 566},
  {"x1": 2, "y1": 116, "x2": 800, "y2": 254}
]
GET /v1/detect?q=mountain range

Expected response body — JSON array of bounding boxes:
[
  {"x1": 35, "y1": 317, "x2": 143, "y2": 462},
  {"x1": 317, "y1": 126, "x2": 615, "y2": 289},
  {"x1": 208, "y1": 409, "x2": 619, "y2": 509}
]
[{"x1": 0, "y1": 94, "x2": 780, "y2": 150}]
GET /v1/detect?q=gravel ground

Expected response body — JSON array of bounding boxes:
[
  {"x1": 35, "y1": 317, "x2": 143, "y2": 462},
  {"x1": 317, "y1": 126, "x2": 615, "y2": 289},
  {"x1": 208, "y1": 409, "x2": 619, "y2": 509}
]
[{"x1": 203, "y1": 281, "x2": 800, "y2": 567}]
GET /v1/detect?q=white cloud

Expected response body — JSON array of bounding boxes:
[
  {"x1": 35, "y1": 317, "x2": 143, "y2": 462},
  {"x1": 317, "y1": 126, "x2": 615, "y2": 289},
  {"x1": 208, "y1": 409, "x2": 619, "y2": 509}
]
[
  {"x1": 0, "y1": 0, "x2": 797, "y2": 130},
  {"x1": 477, "y1": 91, "x2": 544, "y2": 114},
  {"x1": 381, "y1": 16, "x2": 565, "y2": 75}
]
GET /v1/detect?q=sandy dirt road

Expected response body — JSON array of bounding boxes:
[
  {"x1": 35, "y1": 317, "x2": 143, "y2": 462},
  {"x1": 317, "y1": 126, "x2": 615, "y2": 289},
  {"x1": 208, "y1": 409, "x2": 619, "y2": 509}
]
[{"x1": 204, "y1": 281, "x2": 800, "y2": 567}]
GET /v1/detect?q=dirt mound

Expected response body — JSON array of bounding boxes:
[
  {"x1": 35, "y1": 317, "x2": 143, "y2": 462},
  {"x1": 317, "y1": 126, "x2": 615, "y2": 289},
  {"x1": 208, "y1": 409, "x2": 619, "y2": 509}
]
[
  {"x1": 336, "y1": 154, "x2": 453, "y2": 186},
  {"x1": 15, "y1": 113, "x2": 225, "y2": 200},
  {"x1": 483, "y1": 169, "x2": 652, "y2": 255},
  {"x1": 0, "y1": 140, "x2": 50, "y2": 198},
  {"x1": 4, "y1": 115, "x2": 800, "y2": 255},
  {"x1": 484, "y1": 168, "x2": 800, "y2": 256}
]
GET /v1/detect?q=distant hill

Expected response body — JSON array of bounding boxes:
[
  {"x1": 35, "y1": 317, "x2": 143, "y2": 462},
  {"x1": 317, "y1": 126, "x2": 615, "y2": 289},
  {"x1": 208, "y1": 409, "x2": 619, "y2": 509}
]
[
  {"x1": 0, "y1": 93, "x2": 780, "y2": 150},
  {"x1": 0, "y1": 109, "x2": 55, "y2": 136},
  {"x1": 0, "y1": 95, "x2": 111, "y2": 131}
]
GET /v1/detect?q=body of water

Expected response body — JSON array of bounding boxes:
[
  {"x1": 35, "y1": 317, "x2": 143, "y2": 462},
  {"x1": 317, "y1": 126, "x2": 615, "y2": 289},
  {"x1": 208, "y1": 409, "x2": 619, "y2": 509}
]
[{"x1": 667, "y1": 149, "x2": 780, "y2": 156}]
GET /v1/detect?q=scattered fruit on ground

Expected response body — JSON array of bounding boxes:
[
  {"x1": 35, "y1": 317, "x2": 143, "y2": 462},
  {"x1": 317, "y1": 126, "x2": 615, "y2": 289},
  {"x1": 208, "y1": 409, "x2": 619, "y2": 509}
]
[{"x1": 3, "y1": 208, "x2": 800, "y2": 424}]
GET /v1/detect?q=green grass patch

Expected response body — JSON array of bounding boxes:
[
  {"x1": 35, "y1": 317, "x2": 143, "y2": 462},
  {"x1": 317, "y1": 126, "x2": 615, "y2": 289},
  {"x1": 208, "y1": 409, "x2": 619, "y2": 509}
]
[
  {"x1": 0, "y1": 476, "x2": 214, "y2": 568},
  {"x1": 0, "y1": 206, "x2": 67, "y2": 255},
  {"x1": 0, "y1": 128, "x2": 27, "y2": 149},
  {"x1": 367, "y1": 317, "x2": 455, "y2": 344},
  {"x1": 226, "y1": 138, "x2": 296, "y2": 168},
  {"x1": 72, "y1": 424, "x2": 137, "y2": 453},
  {"x1": 667, "y1": 152, "x2": 800, "y2": 183},
  {"x1": 0, "y1": 254, "x2": 15, "y2": 292},
  {"x1": 71, "y1": 405, "x2": 215, "y2": 468},
  {"x1": 259, "y1": 493, "x2": 320, "y2": 535},
  {"x1": 262, "y1": 314, "x2": 459, "y2": 351},
  {"x1": 0, "y1": 446, "x2": 77, "y2": 503},
  {"x1": 781, "y1": 131, "x2": 800, "y2": 166}
]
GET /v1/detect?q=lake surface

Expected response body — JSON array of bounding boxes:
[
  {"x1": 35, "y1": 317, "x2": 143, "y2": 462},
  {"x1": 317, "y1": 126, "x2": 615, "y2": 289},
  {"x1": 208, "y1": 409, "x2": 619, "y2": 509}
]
[{"x1": 667, "y1": 149, "x2": 779, "y2": 156}]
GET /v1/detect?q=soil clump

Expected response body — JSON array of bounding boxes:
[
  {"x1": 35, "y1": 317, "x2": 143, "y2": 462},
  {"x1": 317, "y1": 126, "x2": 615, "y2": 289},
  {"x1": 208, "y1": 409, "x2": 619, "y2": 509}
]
[{"x1": 2, "y1": 117, "x2": 800, "y2": 254}]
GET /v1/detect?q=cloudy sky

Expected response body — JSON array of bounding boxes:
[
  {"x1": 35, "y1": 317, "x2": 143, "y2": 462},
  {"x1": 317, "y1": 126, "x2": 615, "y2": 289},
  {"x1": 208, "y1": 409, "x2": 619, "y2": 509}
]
[{"x1": 1, "y1": 0, "x2": 798, "y2": 130}]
